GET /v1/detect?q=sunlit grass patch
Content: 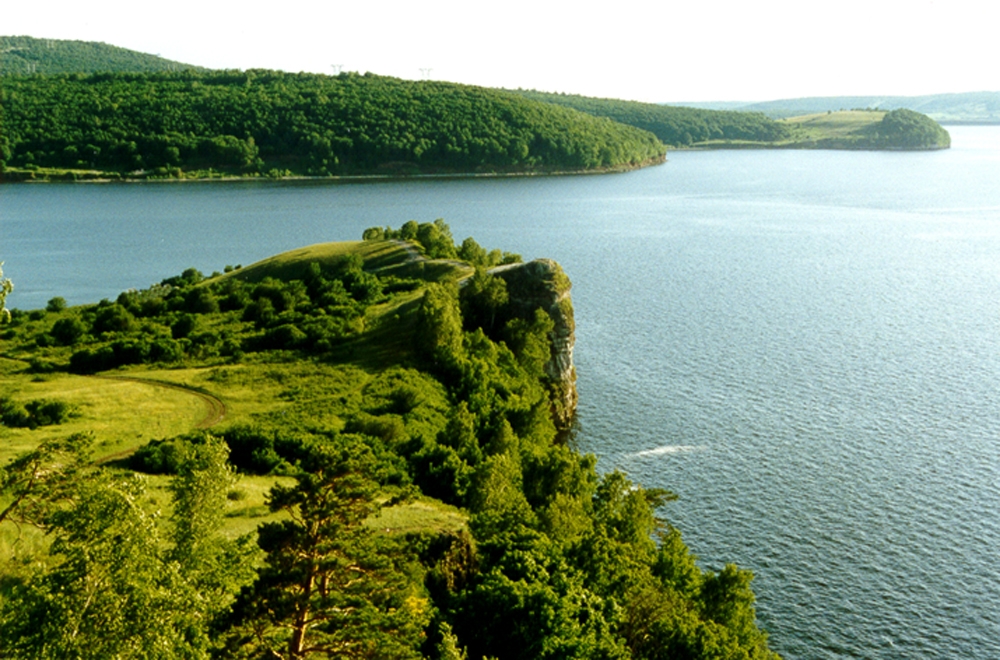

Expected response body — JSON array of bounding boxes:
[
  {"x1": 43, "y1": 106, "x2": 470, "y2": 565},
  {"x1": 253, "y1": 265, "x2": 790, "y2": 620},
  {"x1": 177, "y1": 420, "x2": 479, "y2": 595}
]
[
  {"x1": 0, "y1": 372, "x2": 210, "y2": 465},
  {"x1": 366, "y1": 498, "x2": 467, "y2": 536},
  {"x1": 780, "y1": 110, "x2": 887, "y2": 139}
]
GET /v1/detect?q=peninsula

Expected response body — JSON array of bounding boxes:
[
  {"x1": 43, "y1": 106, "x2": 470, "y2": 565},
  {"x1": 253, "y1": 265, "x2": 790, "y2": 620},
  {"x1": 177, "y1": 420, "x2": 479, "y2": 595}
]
[{"x1": 0, "y1": 224, "x2": 781, "y2": 658}]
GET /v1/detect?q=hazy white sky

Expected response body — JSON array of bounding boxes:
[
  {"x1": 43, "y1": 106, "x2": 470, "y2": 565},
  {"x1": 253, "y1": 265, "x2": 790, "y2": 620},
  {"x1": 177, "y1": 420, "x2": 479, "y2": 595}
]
[{"x1": 4, "y1": 0, "x2": 996, "y2": 103}]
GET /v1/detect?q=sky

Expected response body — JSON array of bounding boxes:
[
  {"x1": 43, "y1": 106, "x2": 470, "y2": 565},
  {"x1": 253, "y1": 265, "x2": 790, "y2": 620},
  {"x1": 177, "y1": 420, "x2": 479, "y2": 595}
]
[{"x1": 3, "y1": 0, "x2": 997, "y2": 103}]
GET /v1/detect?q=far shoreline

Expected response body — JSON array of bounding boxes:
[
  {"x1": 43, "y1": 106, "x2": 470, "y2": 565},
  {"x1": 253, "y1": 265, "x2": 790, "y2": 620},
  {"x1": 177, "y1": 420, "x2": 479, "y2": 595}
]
[{"x1": 0, "y1": 155, "x2": 667, "y2": 185}]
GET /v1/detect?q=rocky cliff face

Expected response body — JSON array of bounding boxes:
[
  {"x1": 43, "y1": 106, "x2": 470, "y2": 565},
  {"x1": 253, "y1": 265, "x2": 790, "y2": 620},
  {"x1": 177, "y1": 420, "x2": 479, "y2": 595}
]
[{"x1": 491, "y1": 259, "x2": 577, "y2": 431}]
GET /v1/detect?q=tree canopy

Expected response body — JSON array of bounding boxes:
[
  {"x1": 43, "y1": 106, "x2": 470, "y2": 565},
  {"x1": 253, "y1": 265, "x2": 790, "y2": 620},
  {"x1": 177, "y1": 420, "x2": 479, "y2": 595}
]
[
  {"x1": 515, "y1": 90, "x2": 792, "y2": 146},
  {"x1": 0, "y1": 70, "x2": 666, "y2": 179},
  {"x1": 0, "y1": 35, "x2": 202, "y2": 75}
]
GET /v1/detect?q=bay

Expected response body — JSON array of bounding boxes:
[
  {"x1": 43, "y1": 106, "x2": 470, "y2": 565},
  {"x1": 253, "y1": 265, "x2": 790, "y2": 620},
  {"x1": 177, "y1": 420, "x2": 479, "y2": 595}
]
[{"x1": 2, "y1": 127, "x2": 999, "y2": 659}]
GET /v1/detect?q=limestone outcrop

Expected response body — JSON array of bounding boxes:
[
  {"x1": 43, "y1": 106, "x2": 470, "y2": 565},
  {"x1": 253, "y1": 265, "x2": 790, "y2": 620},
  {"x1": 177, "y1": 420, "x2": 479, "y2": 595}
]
[{"x1": 491, "y1": 259, "x2": 577, "y2": 430}]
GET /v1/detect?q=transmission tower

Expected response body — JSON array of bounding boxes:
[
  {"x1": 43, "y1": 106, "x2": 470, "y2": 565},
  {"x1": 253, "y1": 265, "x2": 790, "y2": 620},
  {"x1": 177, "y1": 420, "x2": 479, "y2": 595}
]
[
  {"x1": 419, "y1": 68, "x2": 432, "y2": 80},
  {"x1": 331, "y1": 64, "x2": 343, "y2": 75}
]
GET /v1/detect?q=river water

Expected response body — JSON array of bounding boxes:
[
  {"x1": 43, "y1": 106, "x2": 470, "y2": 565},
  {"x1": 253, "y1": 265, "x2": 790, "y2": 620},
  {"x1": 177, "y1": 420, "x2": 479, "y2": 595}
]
[{"x1": 2, "y1": 126, "x2": 998, "y2": 659}]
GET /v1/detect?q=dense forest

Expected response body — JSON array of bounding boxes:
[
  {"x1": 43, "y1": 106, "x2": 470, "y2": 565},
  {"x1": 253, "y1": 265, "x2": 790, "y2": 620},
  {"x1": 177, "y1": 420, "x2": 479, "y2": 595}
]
[
  {"x1": 0, "y1": 35, "x2": 201, "y2": 75},
  {"x1": 0, "y1": 224, "x2": 780, "y2": 658},
  {"x1": 514, "y1": 90, "x2": 792, "y2": 147},
  {"x1": 0, "y1": 70, "x2": 666, "y2": 180}
]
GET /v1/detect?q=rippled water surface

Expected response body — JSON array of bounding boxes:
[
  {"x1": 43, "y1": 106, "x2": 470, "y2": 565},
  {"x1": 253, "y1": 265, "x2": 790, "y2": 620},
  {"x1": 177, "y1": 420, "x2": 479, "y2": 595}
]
[{"x1": 3, "y1": 127, "x2": 999, "y2": 659}]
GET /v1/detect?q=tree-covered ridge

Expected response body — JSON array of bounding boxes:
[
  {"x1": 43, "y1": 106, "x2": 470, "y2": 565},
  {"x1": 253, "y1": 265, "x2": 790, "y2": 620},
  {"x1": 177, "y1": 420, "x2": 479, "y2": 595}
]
[
  {"x1": 0, "y1": 224, "x2": 780, "y2": 659},
  {"x1": 514, "y1": 89, "x2": 792, "y2": 146},
  {"x1": 0, "y1": 70, "x2": 666, "y2": 180},
  {"x1": 0, "y1": 36, "x2": 202, "y2": 75}
]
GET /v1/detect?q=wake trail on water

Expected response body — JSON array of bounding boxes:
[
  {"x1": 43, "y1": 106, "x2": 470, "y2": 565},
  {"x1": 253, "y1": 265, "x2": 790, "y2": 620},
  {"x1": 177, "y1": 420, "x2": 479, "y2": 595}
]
[{"x1": 628, "y1": 445, "x2": 704, "y2": 457}]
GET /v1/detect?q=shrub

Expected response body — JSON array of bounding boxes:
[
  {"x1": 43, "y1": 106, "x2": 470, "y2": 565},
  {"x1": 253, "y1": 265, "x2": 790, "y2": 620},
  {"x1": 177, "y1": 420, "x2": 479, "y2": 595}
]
[
  {"x1": 218, "y1": 425, "x2": 309, "y2": 475},
  {"x1": 171, "y1": 314, "x2": 197, "y2": 339},
  {"x1": 92, "y1": 304, "x2": 135, "y2": 335},
  {"x1": 0, "y1": 397, "x2": 76, "y2": 428},
  {"x1": 130, "y1": 436, "x2": 196, "y2": 474},
  {"x1": 51, "y1": 316, "x2": 87, "y2": 346},
  {"x1": 46, "y1": 297, "x2": 67, "y2": 313}
]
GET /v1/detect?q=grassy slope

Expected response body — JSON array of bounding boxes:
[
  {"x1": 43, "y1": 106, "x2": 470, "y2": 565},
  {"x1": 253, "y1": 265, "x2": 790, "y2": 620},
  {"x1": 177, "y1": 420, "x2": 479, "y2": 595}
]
[
  {"x1": 684, "y1": 110, "x2": 886, "y2": 147},
  {"x1": 0, "y1": 240, "x2": 471, "y2": 543},
  {"x1": 778, "y1": 110, "x2": 886, "y2": 139}
]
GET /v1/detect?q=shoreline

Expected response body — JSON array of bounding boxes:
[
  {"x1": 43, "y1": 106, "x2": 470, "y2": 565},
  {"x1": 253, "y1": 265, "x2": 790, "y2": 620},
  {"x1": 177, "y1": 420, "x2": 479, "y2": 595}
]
[{"x1": 0, "y1": 155, "x2": 667, "y2": 185}]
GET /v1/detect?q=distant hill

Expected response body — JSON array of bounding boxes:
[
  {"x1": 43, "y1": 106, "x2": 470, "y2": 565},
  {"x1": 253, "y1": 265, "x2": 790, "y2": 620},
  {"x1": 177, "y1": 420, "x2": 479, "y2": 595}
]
[
  {"x1": 0, "y1": 36, "x2": 202, "y2": 75},
  {"x1": 516, "y1": 91, "x2": 948, "y2": 151},
  {"x1": 685, "y1": 92, "x2": 1000, "y2": 125},
  {"x1": 513, "y1": 90, "x2": 791, "y2": 147},
  {"x1": 778, "y1": 109, "x2": 950, "y2": 150},
  {"x1": 0, "y1": 70, "x2": 666, "y2": 180}
]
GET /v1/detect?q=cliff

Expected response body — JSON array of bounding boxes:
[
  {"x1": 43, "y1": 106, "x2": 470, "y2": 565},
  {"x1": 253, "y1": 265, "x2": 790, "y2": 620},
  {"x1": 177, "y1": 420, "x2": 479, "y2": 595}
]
[{"x1": 491, "y1": 259, "x2": 577, "y2": 430}]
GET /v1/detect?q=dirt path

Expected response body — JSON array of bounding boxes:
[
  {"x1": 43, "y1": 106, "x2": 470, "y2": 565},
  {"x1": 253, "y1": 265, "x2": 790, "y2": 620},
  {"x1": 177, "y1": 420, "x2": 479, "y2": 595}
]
[
  {"x1": 93, "y1": 375, "x2": 227, "y2": 464},
  {"x1": 99, "y1": 375, "x2": 227, "y2": 428}
]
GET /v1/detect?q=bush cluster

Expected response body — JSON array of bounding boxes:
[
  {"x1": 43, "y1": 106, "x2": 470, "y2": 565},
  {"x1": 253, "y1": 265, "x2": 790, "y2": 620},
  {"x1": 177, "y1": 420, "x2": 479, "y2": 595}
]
[{"x1": 0, "y1": 396, "x2": 76, "y2": 428}]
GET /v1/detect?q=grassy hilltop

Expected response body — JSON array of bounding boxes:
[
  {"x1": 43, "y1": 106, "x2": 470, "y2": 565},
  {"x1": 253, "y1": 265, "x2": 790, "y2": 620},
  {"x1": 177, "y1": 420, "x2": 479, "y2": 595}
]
[{"x1": 0, "y1": 223, "x2": 781, "y2": 659}]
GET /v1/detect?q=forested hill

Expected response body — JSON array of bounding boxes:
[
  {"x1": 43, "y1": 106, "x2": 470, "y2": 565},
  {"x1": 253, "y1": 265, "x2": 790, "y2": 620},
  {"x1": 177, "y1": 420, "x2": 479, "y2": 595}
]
[
  {"x1": 0, "y1": 36, "x2": 202, "y2": 75},
  {"x1": 514, "y1": 89, "x2": 793, "y2": 147},
  {"x1": 0, "y1": 70, "x2": 666, "y2": 180}
]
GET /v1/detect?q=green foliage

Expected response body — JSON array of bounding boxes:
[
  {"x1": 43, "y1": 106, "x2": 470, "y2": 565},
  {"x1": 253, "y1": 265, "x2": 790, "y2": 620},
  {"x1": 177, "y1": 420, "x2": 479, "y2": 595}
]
[
  {"x1": 45, "y1": 296, "x2": 66, "y2": 313},
  {"x1": 460, "y1": 267, "x2": 509, "y2": 334},
  {"x1": 131, "y1": 427, "x2": 310, "y2": 476},
  {"x1": 0, "y1": 70, "x2": 665, "y2": 178},
  {"x1": 0, "y1": 396, "x2": 77, "y2": 428},
  {"x1": 0, "y1": 438, "x2": 257, "y2": 659},
  {"x1": 867, "y1": 108, "x2": 951, "y2": 149},
  {"x1": 0, "y1": 262, "x2": 11, "y2": 323},
  {"x1": 50, "y1": 315, "x2": 86, "y2": 345},
  {"x1": 0, "y1": 237, "x2": 781, "y2": 659},
  {"x1": 782, "y1": 109, "x2": 951, "y2": 151},
  {"x1": 436, "y1": 622, "x2": 469, "y2": 660},
  {"x1": 0, "y1": 433, "x2": 93, "y2": 528},
  {"x1": 416, "y1": 282, "x2": 464, "y2": 367},
  {"x1": 517, "y1": 90, "x2": 792, "y2": 146},
  {"x1": 0, "y1": 36, "x2": 203, "y2": 75},
  {"x1": 219, "y1": 441, "x2": 430, "y2": 658},
  {"x1": 503, "y1": 308, "x2": 555, "y2": 379}
]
